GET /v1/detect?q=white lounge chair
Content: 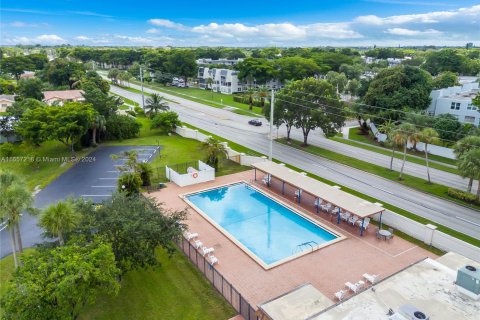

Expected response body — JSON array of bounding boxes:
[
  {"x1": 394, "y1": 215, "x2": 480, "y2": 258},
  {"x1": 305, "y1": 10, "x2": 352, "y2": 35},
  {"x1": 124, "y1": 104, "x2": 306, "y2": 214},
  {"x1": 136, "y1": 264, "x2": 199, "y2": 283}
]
[
  {"x1": 208, "y1": 254, "x2": 218, "y2": 265},
  {"x1": 294, "y1": 189, "x2": 302, "y2": 198},
  {"x1": 345, "y1": 281, "x2": 359, "y2": 293},
  {"x1": 357, "y1": 217, "x2": 371, "y2": 230},
  {"x1": 194, "y1": 239, "x2": 203, "y2": 249},
  {"x1": 201, "y1": 246, "x2": 215, "y2": 256},
  {"x1": 185, "y1": 232, "x2": 198, "y2": 241},
  {"x1": 348, "y1": 215, "x2": 358, "y2": 225},
  {"x1": 262, "y1": 174, "x2": 271, "y2": 185},
  {"x1": 320, "y1": 203, "x2": 331, "y2": 212},
  {"x1": 334, "y1": 289, "x2": 346, "y2": 301},
  {"x1": 363, "y1": 273, "x2": 379, "y2": 284},
  {"x1": 340, "y1": 211, "x2": 351, "y2": 222},
  {"x1": 355, "y1": 280, "x2": 365, "y2": 290},
  {"x1": 314, "y1": 198, "x2": 322, "y2": 207}
]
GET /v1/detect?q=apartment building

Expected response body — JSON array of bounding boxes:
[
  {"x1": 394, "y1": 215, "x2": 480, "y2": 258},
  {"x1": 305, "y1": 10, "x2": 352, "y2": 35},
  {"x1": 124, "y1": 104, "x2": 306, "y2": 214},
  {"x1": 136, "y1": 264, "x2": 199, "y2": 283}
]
[{"x1": 427, "y1": 82, "x2": 480, "y2": 126}]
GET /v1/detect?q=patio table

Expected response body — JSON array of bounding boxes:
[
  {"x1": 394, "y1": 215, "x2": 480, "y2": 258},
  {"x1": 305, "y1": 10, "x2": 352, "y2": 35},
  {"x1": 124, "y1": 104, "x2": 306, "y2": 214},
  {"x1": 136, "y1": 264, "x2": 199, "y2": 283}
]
[{"x1": 378, "y1": 229, "x2": 391, "y2": 240}]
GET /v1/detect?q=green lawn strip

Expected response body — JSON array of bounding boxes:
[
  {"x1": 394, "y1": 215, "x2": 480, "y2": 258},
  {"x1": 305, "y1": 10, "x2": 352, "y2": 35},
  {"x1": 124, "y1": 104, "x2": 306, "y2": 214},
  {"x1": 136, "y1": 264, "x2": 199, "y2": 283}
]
[
  {"x1": 348, "y1": 127, "x2": 457, "y2": 166},
  {"x1": 130, "y1": 79, "x2": 264, "y2": 115},
  {"x1": 330, "y1": 136, "x2": 459, "y2": 175},
  {"x1": 80, "y1": 247, "x2": 236, "y2": 320},
  {"x1": 1, "y1": 141, "x2": 93, "y2": 190},
  {"x1": 106, "y1": 117, "x2": 249, "y2": 183},
  {"x1": 278, "y1": 138, "x2": 479, "y2": 210},
  {"x1": 113, "y1": 85, "x2": 187, "y2": 105},
  {"x1": 181, "y1": 124, "x2": 479, "y2": 249},
  {"x1": 110, "y1": 92, "x2": 139, "y2": 107}
]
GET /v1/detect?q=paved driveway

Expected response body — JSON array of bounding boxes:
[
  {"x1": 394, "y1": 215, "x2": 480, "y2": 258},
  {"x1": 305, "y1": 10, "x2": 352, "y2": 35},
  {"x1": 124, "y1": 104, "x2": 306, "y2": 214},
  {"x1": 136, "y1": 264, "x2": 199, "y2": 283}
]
[{"x1": 0, "y1": 145, "x2": 159, "y2": 258}]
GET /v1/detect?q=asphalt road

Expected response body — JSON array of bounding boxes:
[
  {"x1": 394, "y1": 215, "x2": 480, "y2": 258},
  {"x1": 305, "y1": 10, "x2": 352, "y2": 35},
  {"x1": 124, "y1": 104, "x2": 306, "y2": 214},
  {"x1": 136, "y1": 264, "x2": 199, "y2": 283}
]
[
  {"x1": 0, "y1": 146, "x2": 159, "y2": 258},
  {"x1": 110, "y1": 84, "x2": 480, "y2": 239}
]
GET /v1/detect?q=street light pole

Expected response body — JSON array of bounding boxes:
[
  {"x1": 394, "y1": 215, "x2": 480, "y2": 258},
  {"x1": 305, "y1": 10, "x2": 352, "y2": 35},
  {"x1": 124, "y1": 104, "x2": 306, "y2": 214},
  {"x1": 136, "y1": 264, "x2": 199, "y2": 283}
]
[
  {"x1": 140, "y1": 65, "x2": 145, "y2": 110},
  {"x1": 269, "y1": 89, "x2": 275, "y2": 161}
]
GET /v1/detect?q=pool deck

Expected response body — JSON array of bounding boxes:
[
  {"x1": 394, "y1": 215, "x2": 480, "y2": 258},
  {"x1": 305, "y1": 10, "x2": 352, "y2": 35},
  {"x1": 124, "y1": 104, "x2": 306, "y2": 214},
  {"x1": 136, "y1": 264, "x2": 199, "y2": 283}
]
[{"x1": 149, "y1": 170, "x2": 436, "y2": 310}]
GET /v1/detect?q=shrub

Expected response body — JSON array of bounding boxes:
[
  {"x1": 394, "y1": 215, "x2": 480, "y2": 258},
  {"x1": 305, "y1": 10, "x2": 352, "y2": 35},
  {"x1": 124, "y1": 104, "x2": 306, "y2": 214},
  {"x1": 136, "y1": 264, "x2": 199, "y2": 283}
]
[
  {"x1": 117, "y1": 172, "x2": 142, "y2": 196},
  {"x1": 0, "y1": 142, "x2": 14, "y2": 157},
  {"x1": 105, "y1": 114, "x2": 141, "y2": 140},
  {"x1": 137, "y1": 162, "x2": 153, "y2": 186},
  {"x1": 447, "y1": 188, "x2": 480, "y2": 205},
  {"x1": 151, "y1": 111, "x2": 181, "y2": 133},
  {"x1": 126, "y1": 110, "x2": 136, "y2": 117},
  {"x1": 134, "y1": 106, "x2": 145, "y2": 116}
]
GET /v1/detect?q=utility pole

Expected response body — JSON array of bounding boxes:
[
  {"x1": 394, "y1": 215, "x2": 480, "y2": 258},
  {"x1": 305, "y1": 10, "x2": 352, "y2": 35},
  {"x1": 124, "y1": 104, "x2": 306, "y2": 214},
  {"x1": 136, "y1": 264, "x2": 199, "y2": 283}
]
[
  {"x1": 140, "y1": 65, "x2": 145, "y2": 110},
  {"x1": 269, "y1": 89, "x2": 275, "y2": 161}
]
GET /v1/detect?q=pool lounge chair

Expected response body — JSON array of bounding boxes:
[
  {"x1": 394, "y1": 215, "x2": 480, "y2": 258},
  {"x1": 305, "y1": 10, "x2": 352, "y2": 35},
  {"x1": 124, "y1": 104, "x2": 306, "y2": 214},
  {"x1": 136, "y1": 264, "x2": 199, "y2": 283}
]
[
  {"x1": 320, "y1": 203, "x2": 331, "y2": 212},
  {"x1": 201, "y1": 246, "x2": 215, "y2": 256},
  {"x1": 355, "y1": 280, "x2": 365, "y2": 290},
  {"x1": 348, "y1": 215, "x2": 358, "y2": 225},
  {"x1": 340, "y1": 211, "x2": 351, "y2": 222},
  {"x1": 357, "y1": 217, "x2": 371, "y2": 230},
  {"x1": 363, "y1": 273, "x2": 379, "y2": 284},
  {"x1": 208, "y1": 254, "x2": 218, "y2": 266},
  {"x1": 345, "y1": 281, "x2": 359, "y2": 293},
  {"x1": 314, "y1": 198, "x2": 322, "y2": 207},
  {"x1": 262, "y1": 174, "x2": 271, "y2": 186},
  {"x1": 185, "y1": 232, "x2": 198, "y2": 241},
  {"x1": 334, "y1": 289, "x2": 346, "y2": 301},
  {"x1": 194, "y1": 239, "x2": 203, "y2": 249}
]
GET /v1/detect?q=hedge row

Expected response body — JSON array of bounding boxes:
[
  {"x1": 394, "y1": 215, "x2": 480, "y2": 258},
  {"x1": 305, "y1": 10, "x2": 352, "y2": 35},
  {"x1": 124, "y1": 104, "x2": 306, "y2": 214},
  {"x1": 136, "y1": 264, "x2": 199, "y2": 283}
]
[
  {"x1": 447, "y1": 188, "x2": 480, "y2": 205},
  {"x1": 233, "y1": 94, "x2": 269, "y2": 108}
]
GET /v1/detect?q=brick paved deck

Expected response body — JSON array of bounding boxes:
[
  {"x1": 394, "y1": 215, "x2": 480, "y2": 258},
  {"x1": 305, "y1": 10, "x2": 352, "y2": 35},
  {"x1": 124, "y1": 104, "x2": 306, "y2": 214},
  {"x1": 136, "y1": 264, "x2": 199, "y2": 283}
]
[{"x1": 149, "y1": 170, "x2": 436, "y2": 310}]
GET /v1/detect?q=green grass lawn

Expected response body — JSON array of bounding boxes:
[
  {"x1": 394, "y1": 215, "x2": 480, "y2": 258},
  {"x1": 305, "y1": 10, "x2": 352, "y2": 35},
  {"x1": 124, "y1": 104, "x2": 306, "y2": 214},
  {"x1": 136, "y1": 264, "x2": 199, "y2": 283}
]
[
  {"x1": 347, "y1": 127, "x2": 457, "y2": 166},
  {"x1": 127, "y1": 80, "x2": 263, "y2": 116},
  {"x1": 0, "y1": 248, "x2": 236, "y2": 320},
  {"x1": 1, "y1": 141, "x2": 93, "y2": 190},
  {"x1": 110, "y1": 92, "x2": 139, "y2": 107},
  {"x1": 107, "y1": 116, "x2": 250, "y2": 183},
  {"x1": 80, "y1": 248, "x2": 236, "y2": 320},
  {"x1": 277, "y1": 138, "x2": 479, "y2": 210}
]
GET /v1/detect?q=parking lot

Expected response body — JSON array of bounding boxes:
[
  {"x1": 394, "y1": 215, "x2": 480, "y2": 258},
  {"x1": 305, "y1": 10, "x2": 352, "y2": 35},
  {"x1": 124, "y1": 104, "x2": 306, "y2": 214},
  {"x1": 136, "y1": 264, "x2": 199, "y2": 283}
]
[{"x1": 1, "y1": 145, "x2": 160, "y2": 258}]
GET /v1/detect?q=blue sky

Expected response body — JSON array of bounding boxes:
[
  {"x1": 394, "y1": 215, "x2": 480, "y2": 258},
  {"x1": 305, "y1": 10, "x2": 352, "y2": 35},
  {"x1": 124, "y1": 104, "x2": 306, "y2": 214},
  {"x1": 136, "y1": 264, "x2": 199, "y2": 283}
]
[{"x1": 1, "y1": 0, "x2": 479, "y2": 46}]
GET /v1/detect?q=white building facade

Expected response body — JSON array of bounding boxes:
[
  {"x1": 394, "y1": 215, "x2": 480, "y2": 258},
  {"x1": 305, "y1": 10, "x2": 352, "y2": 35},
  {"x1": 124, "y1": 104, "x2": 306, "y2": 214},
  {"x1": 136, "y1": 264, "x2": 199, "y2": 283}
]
[
  {"x1": 198, "y1": 67, "x2": 283, "y2": 95},
  {"x1": 427, "y1": 82, "x2": 480, "y2": 126}
]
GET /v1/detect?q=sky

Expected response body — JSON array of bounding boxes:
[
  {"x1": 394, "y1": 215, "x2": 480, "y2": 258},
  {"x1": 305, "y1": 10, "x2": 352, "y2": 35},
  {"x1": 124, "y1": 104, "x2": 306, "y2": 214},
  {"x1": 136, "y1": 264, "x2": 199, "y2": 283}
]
[{"x1": 0, "y1": 0, "x2": 479, "y2": 47}]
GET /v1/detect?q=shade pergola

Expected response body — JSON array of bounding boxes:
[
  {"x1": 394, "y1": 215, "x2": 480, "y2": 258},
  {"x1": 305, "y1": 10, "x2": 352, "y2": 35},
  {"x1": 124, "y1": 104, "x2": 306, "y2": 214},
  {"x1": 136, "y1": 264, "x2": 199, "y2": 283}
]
[{"x1": 252, "y1": 161, "x2": 385, "y2": 235}]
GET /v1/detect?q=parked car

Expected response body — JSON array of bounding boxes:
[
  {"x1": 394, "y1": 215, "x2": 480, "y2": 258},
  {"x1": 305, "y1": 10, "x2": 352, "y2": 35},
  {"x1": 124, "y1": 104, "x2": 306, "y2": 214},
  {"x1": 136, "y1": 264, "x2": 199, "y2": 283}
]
[{"x1": 248, "y1": 119, "x2": 262, "y2": 126}]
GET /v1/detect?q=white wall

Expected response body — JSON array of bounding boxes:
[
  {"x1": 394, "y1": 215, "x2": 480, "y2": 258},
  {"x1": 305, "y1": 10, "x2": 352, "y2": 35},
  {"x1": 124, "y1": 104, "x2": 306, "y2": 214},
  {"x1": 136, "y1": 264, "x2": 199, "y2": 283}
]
[
  {"x1": 406, "y1": 141, "x2": 456, "y2": 159},
  {"x1": 373, "y1": 210, "x2": 480, "y2": 262},
  {"x1": 165, "y1": 160, "x2": 215, "y2": 187}
]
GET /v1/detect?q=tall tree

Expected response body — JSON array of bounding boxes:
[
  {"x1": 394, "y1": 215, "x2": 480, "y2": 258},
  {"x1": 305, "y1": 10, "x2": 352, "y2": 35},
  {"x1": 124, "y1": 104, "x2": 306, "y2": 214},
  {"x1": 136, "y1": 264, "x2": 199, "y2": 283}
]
[
  {"x1": 145, "y1": 93, "x2": 169, "y2": 117},
  {"x1": 280, "y1": 78, "x2": 346, "y2": 145},
  {"x1": 17, "y1": 78, "x2": 44, "y2": 100},
  {"x1": 393, "y1": 123, "x2": 418, "y2": 180},
  {"x1": 42, "y1": 58, "x2": 85, "y2": 88},
  {"x1": 1, "y1": 239, "x2": 120, "y2": 319},
  {"x1": 275, "y1": 57, "x2": 320, "y2": 81},
  {"x1": 419, "y1": 128, "x2": 439, "y2": 184},
  {"x1": 458, "y1": 149, "x2": 480, "y2": 200},
  {"x1": 203, "y1": 137, "x2": 227, "y2": 170},
  {"x1": 0, "y1": 56, "x2": 34, "y2": 80},
  {"x1": 90, "y1": 114, "x2": 106, "y2": 146},
  {"x1": 454, "y1": 135, "x2": 480, "y2": 192},
  {"x1": 432, "y1": 71, "x2": 459, "y2": 89},
  {"x1": 237, "y1": 57, "x2": 276, "y2": 85},
  {"x1": 164, "y1": 50, "x2": 197, "y2": 84},
  {"x1": 75, "y1": 193, "x2": 187, "y2": 275},
  {"x1": 0, "y1": 172, "x2": 33, "y2": 268},
  {"x1": 39, "y1": 200, "x2": 81, "y2": 246}
]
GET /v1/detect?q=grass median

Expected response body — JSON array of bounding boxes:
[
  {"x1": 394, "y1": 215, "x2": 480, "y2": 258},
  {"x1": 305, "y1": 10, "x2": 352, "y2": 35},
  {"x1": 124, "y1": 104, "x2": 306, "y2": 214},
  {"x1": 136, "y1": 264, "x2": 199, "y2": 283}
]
[{"x1": 277, "y1": 137, "x2": 479, "y2": 210}]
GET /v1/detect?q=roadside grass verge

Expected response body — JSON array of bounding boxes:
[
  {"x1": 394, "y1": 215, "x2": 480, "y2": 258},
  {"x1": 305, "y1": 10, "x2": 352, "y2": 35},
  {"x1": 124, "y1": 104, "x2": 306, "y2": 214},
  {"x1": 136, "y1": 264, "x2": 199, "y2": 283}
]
[
  {"x1": 348, "y1": 127, "x2": 457, "y2": 166},
  {"x1": 277, "y1": 138, "x2": 479, "y2": 210},
  {"x1": 183, "y1": 124, "x2": 479, "y2": 249},
  {"x1": 330, "y1": 136, "x2": 459, "y2": 174},
  {"x1": 110, "y1": 92, "x2": 139, "y2": 107}
]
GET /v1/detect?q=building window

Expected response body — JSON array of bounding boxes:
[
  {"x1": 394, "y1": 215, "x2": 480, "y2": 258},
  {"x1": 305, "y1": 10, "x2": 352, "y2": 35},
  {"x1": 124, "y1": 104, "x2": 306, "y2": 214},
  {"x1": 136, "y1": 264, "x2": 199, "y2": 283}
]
[
  {"x1": 467, "y1": 103, "x2": 477, "y2": 111},
  {"x1": 450, "y1": 102, "x2": 460, "y2": 110},
  {"x1": 465, "y1": 116, "x2": 475, "y2": 123}
]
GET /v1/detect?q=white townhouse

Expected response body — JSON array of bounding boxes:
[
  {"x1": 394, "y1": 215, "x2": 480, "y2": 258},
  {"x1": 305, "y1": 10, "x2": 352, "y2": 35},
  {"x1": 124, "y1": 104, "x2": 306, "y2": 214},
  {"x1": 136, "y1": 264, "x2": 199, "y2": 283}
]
[
  {"x1": 196, "y1": 58, "x2": 243, "y2": 66},
  {"x1": 426, "y1": 82, "x2": 480, "y2": 126}
]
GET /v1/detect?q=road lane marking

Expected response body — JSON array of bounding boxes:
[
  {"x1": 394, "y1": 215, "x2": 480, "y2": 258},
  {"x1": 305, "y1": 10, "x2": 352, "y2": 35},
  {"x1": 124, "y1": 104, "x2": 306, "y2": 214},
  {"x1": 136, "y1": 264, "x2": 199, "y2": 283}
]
[{"x1": 455, "y1": 216, "x2": 480, "y2": 227}]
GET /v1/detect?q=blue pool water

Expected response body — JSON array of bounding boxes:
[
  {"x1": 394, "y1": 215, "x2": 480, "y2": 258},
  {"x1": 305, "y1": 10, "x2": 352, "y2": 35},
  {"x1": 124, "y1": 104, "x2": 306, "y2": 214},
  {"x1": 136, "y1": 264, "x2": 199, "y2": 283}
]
[{"x1": 186, "y1": 182, "x2": 338, "y2": 266}]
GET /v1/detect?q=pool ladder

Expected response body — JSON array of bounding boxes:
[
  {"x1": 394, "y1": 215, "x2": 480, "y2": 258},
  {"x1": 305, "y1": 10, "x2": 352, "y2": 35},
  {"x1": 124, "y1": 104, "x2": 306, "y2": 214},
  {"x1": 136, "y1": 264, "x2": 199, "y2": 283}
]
[{"x1": 293, "y1": 240, "x2": 318, "y2": 254}]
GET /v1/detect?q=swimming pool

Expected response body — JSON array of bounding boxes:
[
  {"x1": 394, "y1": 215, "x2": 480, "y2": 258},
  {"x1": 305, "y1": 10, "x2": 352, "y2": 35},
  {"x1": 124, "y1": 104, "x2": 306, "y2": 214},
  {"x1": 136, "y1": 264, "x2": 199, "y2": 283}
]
[{"x1": 184, "y1": 182, "x2": 342, "y2": 269}]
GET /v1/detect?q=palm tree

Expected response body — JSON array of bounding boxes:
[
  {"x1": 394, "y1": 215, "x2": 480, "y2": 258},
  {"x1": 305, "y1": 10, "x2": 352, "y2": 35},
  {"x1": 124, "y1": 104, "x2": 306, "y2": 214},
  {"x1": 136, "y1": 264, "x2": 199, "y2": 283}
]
[
  {"x1": 0, "y1": 172, "x2": 33, "y2": 268},
  {"x1": 145, "y1": 93, "x2": 169, "y2": 117},
  {"x1": 90, "y1": 114, "x2": 106, "y2": 146},
  {"x1": 393, "y1": 123, "x2": 417, "y2": 180},
  {"x1": 458, "y1": 149, "x2": 480, "y2": 200},
  {"x1": 39, "y1": 200, "x2": 80, "y2": 246},
  {"x1": 256, "y1": 86, "x2": 270, "y2": 107},
  {"x1": 419, "y1": 128, "x2": 439, "y2": 184},
  {"x1": 378, "y1": 120, "x2": 396, "y2": 170},
  {"x1": 245, "y1": 88, "x2": 257, "y2": 110},
  {"x1": 203, "y1": 137, "x2": 227, "y2": 170},
  {"x1": 454, "y1": 136, "x2": 480, "y2": 193}
]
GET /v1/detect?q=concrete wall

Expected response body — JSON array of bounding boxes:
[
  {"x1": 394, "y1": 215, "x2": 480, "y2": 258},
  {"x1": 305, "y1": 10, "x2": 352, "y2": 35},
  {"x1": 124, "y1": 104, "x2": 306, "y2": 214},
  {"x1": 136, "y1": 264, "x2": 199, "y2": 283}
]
[
  {"x1": 406, "y1": 141, "x2": 456, "y2": 159},
  {"x1": 374, "y1": 210, "x2": 479, "y2": 261}
]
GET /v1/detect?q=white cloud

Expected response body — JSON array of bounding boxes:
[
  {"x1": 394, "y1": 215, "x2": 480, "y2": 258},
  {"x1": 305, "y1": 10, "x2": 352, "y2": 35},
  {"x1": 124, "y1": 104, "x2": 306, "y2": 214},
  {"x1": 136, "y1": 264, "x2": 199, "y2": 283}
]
[
  {"x1": 75, "y1": 35, "x2": 91, "y2": 41},
  {"x1": 146, "y1": 28, "x2": 160, "y2": 34},
  {"x1": 36, "y1": 34, "x2": 64, "y2": 42},
  {"x1": 148, "y1": 19, "x2": 186, "y2": 30},
  {"x1": 385, "y1": 28, "x2": 442, "y2": 36},
  {"x1": 3, "y1": 34, "x2": 65, "y2": 45},
  {"x1": 6, "y1": 21, "x2": 47, "y2": 28}
]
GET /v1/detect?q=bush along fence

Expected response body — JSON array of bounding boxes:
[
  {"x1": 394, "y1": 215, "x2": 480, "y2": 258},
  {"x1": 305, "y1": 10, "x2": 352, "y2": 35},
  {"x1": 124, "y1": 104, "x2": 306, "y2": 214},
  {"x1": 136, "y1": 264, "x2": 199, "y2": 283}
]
[
  {"x1": 175, "y1": 126, "x2": 268, "y2": 166},
  {"x1": 179, "y1": 237, "x2": 258, "y2": 320},
  {"x1": 233, "y1": 94, "x2": 270, "y2": 108}
]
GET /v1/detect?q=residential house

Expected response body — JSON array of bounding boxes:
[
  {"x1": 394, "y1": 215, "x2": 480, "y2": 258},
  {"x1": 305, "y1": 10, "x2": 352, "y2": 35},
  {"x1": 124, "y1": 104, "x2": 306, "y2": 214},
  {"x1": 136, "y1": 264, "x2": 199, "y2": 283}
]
[
  {"x1": 426, "y1": 82, "x2": 480, "y2": 126},
  {"x1": 43, "y1": 90, "x2": 85, "y2": 106},
  {"x1": 0, "y1": 95, "x2": 15, "y2": 113},
  {"x1": 20, "y1": 71, "x2": 35, "y2": 79}
]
